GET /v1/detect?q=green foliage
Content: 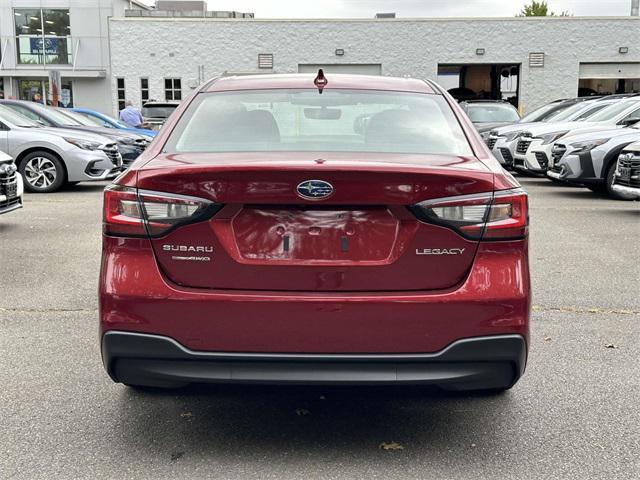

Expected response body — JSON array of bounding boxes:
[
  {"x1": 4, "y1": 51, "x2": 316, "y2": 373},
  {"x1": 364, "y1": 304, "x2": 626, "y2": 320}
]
[{"x1": 517, "y1": 1, "x2": 571, "y2": 17}]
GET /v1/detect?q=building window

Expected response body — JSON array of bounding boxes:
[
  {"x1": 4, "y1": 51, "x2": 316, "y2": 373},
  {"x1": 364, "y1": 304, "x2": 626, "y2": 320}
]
[
  {"x1": 164, "y1": 78, "x2": 181, "y2": 101},
  {"x1": 14, "y1": 9, "x2": 71, "y2": 65},
  {"x1": 117, "y1": 78, "x2": 126, "y2": 111},
  {"x1": 140, "y1": 78, "x2": 149, "y2": 103}
]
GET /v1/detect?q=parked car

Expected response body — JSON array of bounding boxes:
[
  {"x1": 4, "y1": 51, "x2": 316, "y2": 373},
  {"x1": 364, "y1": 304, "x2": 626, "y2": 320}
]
[
  {"x1": 517, "y1": 98, "x2": 584, "y2": 123},
  {"x1": 459, "y1": 100, "x2": 521, "y2": 135},
  {"x1": 0, "y1": 100, "x2": 149, "y2": 166},
  {"x1": 611, "y1": 141, "x2": 640, "y2": 199},
  {"x1": 0, "y1": 150, "x2": 23, "y2": 214},
  {"x1": 513, "y1": 97, "x2": 640, "y2": 174},
  {"x1": 487, "y1": 96, "x2": 617, "y2": 168},
  {"x1": 70, "y1": 107, "x2": 157, "y2": 138},
  {"x1": 141, "y1": 101, "x2": 179, "y2": 130},
  {"x1": 100, "y1": 73, "x2": 530, "y2": 392},
  {"x1": 0, "y1": 105, "x2": 122, "y2": 193},
  {"x1": 547, "y1": 124, "x2": 640, "y2": 199}
]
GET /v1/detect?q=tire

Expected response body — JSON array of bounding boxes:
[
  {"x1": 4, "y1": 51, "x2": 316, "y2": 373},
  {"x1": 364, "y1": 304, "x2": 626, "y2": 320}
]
[
  {"x1": 18, "y1": 151, "x2": 66, "y2": 193},
  {"x1": 605, "y1": 162, "x2": 636, "y2": 200}
]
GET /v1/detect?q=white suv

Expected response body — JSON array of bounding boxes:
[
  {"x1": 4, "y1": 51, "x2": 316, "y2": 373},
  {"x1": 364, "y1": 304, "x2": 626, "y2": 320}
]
[
  {"x1": 514, "y1": 97, "x2": 640, "y2": 173},
  {"x1": 487, "y1": 97, "x2": 617, "y2": 168}
]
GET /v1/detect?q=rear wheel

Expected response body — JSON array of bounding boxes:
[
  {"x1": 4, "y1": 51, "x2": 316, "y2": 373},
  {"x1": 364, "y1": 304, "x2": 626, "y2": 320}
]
[{"x1": 19, "y1": 151, "x2": 66, "y2": 193}]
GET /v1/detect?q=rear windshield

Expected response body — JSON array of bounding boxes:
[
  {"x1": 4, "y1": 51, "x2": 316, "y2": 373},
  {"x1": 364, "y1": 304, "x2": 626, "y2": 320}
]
[
  {"x1": 164, "y1": 89, "x2": 473, "y2": 156},
  {"x1": 142, "y1": 105, "x2": 177, "y2": 118},
  {"x1": 466, "y1": 103, "x2": 520, "y2": 123}
]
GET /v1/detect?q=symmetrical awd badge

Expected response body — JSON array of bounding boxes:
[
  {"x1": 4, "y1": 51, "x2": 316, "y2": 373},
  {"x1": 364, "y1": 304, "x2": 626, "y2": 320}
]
[{"x1": 296, "y1": 180, "x2": 334, "y2": 200}]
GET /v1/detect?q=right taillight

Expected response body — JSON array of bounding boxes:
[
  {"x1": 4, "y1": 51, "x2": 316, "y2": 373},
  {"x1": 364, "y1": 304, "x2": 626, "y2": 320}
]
[
  {"x1": 410, "y1": 188, "x2": 528, "y2": 241},
  {"x1": 483, "y1": 189, "x2": 528, "y2": 240},
  {"x1": 103, "y1": 185, "x2": 222, "y2": 237}
]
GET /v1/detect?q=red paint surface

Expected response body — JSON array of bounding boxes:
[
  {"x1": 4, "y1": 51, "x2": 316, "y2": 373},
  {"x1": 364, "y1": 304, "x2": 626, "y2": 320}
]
[
  {"x1": 100, "y1": 237, "x2": 529, "y2": 353},
  {"x1": 100, "y1": 74, "x2": 529, "y2": 355}
]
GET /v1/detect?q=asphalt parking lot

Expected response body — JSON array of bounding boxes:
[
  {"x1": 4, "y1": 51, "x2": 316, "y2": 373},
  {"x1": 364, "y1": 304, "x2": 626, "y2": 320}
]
[{"x1": 1, "y1": 176, "x2": 638, "y2": 480}]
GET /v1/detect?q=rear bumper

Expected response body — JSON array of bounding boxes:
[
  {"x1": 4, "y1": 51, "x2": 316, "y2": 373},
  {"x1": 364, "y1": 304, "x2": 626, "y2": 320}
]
[
  {"x1": 100, "y1": 238, "x2": 530, "y2": 355},
  {"x1": 102, "y1": 331, "x2": 527, "y2": 390}
]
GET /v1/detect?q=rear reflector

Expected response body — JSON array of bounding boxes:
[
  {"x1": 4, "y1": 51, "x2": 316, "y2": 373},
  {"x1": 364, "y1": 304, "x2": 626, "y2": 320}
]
[
  {"x1": 103, "y1": 185, "x2": 221, "y2": 237},
  {"x1": 410, "y1": 188, "x2": 528, "y2": 241}
]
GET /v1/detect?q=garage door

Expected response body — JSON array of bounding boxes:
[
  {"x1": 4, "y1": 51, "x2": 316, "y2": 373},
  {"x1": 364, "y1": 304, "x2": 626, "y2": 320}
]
[
  {"x1": 298, "y1": 64, "x2": 382, "y2": 75},
  {"x1": 579, "y1": 63, "x2": 640, "y2": 79}
]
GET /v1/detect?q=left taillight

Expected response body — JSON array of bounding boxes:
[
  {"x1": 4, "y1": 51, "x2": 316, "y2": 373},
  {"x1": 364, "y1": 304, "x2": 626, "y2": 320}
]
[
  {"x1": 409, "y1": 188, "x2": 528, "y2": 241},
  {"x1": 103, "y1": 185, "x2": 221, "y2": 237}
]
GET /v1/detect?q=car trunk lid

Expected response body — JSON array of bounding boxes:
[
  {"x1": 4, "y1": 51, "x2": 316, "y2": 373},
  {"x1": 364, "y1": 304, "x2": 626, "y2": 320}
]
[{"x1": 137, "y1": 152, "x2": 494, "y2": 292}]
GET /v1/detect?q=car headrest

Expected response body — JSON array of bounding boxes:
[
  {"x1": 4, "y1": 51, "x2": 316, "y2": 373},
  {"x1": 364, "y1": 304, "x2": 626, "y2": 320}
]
[
  {"x1": 228, "y1": 109, "x2": 280, "y2": 143},
  {"x1": 364, "y1": 109, "x2": 429, "y2": 145}
]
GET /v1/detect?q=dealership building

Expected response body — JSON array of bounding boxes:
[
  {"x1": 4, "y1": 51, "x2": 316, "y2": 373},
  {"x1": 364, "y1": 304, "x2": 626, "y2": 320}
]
[
  {"x1": 0, "y1": 0, "x2": 150, "y2": 113},
  {"x1": 1, "y1": 1, "x2": 640, "y2": 117}
]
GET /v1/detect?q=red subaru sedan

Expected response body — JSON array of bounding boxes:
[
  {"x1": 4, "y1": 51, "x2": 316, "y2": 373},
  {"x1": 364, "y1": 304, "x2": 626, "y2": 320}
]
[{"x1": 100, "y1": 73, "x2": 530, "y2": 392}]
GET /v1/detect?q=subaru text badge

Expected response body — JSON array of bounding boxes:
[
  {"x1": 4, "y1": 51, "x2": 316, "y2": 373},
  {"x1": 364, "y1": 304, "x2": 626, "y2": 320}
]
[{"x1": 296, "y1": 180, "x2": 334, "y2": 200}]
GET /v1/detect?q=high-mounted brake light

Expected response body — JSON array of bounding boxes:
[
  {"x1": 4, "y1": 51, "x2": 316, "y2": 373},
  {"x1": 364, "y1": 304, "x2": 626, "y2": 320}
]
[
  {"x1": 103, "y1": 185, "x2": 222, "y2": 237},
  {"x1": 410, "y1": 188, "x2": 528, "y2": 241},
  {"x1": 314, "y1": 69, "x2": 328, "y2": 94}
]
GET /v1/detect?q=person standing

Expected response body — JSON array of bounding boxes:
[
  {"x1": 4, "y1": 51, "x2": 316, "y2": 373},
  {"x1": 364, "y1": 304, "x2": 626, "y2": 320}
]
[{"x1": 119, "y1": 100, "x2": 144, "y2": 128}]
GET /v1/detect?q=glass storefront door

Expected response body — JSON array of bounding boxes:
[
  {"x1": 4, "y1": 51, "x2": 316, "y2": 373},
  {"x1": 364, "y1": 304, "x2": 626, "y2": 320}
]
[
  {"x1": 18, "y1": 79, "x2": 45, "y2": 103},
  {"x1": 16, "y1": 78, "x2": 73, "y2": 107}
]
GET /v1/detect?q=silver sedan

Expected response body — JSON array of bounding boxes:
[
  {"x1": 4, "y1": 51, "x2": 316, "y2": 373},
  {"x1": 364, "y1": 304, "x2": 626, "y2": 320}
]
[{"x1": 0, "y1": 105, "x2": 122, "y2": 193}]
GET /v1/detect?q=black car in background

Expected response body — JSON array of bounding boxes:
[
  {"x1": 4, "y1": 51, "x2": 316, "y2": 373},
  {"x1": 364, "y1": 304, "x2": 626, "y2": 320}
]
[{"x1": 460, "y1": 100, "x2": 521, "y2": 134}]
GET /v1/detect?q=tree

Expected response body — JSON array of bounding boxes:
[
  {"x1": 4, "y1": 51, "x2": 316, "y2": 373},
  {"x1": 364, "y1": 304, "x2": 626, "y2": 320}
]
[{"x1": 517, "y1": 1, "x2": 571, "y2": 16}]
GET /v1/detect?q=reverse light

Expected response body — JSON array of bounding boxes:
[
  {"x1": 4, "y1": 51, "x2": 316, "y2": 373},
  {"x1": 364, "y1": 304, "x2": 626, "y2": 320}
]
[
  {"x1": 103, "y1": 185, "x2": 222, "y2": 237},
  {"x1": 410, "y1": 188, "x2": 528, "y2": 241}
]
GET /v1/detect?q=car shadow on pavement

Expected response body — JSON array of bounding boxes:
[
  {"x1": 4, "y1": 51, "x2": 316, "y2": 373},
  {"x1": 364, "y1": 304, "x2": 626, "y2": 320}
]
[
  {"x1": 544, "y1": 188, "x2": 612, "y2": 200},
  {"x1": 113, "y1": 384, "x2": 516, "y2": 463},
  {"x1": 65, "y1": 182, "x2": 110, "y2": 192},
  {"x1": 0, "y1": 222, "x2": 20, "y2": 233}
]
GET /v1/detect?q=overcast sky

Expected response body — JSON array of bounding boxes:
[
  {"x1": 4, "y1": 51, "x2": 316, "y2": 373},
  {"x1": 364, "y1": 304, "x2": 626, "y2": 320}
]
[{"x1": 142, "y1": 1, "x2": 635, "y2": 17}]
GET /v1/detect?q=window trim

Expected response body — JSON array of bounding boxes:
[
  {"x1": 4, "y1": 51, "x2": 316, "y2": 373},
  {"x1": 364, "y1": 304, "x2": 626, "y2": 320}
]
[
  {"x1": 13, "y1": 7, "x2": 72, "y2": 66},
  {"x1": 140, "y1": 77, "x2": 149, "y2": 103},
  {"x1": 116, "y1": 77, "x2": 126, "y2": 111},
  {"x1": 164, "y1": 78, "x2": 182, "y2": 102}
]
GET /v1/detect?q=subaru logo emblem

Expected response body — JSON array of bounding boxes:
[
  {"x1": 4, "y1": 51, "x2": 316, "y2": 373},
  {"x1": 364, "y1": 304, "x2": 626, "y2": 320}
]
[{"x1": 296, "y1": 180, "x2": 334, "y2": 200}]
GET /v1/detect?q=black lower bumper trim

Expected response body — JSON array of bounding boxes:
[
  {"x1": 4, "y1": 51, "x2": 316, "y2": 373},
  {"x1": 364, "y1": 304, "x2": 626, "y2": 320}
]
[{"x1": 102, "y1": 332, "x2": 527, "y2": 391}]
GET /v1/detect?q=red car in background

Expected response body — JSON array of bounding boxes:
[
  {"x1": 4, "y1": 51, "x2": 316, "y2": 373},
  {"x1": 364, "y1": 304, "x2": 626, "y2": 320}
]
[{"x1": 100, "y1": 73, "x2": 530, "y2": 392}]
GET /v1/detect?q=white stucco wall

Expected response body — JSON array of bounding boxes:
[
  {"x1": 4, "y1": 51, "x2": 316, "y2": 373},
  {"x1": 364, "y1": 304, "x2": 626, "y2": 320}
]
[{"x1": 108, "y1": 16, "x2": 640, "y2": 116}]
